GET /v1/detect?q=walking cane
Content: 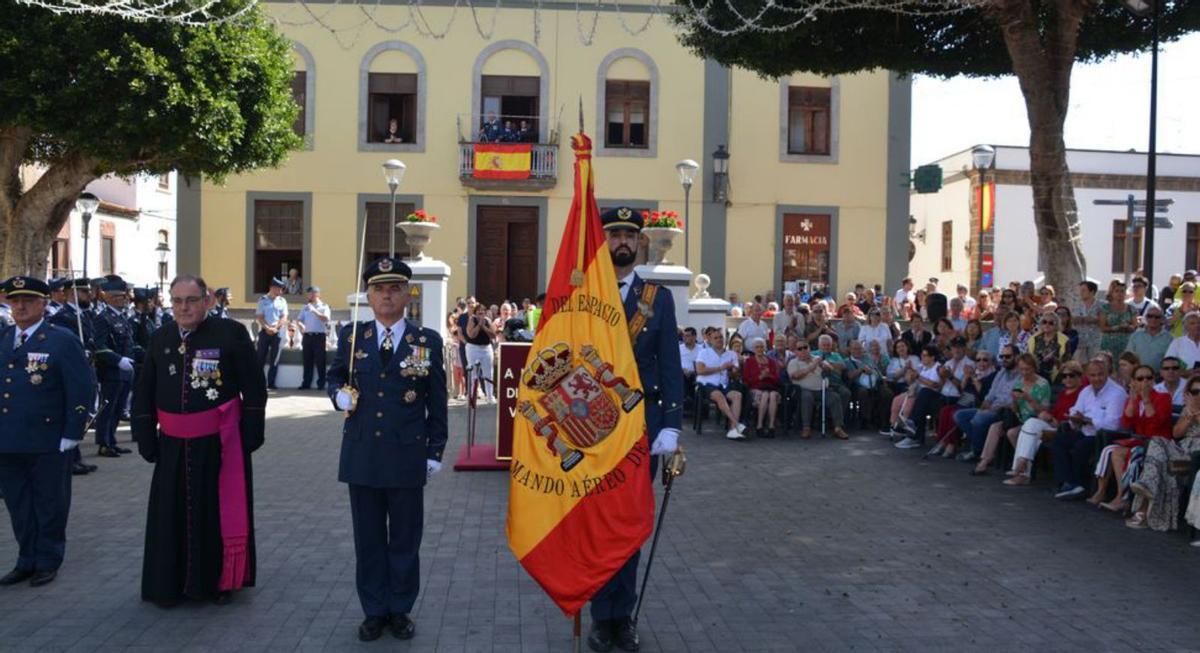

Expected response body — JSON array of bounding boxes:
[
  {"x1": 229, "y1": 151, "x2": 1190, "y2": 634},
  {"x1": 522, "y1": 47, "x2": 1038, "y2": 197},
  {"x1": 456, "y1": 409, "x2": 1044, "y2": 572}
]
[
  {"x1": 631, "y1": 447, "x2": 688, "y2": 626},
  {"x1": 820, "y1": 378, "x2": 827, "y2": 437}
]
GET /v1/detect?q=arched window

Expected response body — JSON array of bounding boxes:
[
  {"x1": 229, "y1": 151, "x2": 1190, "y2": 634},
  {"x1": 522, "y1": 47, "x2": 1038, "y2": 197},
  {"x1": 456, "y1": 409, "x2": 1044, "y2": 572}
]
[
  {"x1": 292, "y1": 42, "x2": 316, "y2": 148},
  {"x1": 359, "y1": 41, "x2": 427, "y2": 152},
  {"x1": 595, "y1": 48, "x2": 659, "y2": 157},
  {"x1": 471, "y1": 40, "x2": 550, "y2": 144}
]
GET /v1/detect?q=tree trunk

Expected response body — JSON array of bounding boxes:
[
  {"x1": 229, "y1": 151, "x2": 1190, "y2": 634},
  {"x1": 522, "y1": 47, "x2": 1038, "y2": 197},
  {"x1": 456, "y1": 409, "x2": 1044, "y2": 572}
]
[
  {"x1": 0, "y1": 138, "x2": 100, "y2": 278},
  {"x1": 992, "y1": 0, "x2": 1091, "y2": 307}
]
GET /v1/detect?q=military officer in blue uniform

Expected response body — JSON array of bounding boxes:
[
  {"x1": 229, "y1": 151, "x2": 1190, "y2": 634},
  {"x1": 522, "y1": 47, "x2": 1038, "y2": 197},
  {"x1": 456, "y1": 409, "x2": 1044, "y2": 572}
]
[
  {"x1": 46, "y1": 278, "x2": 68, "y2": 317},
  {"x1": 0, "y1": 277, "x2": 95, "y2": 588},
  {"x1": 47, "y1": 278, "x2": 100, "y2": 476},
  {"x1": 327, "y1": 257, "x2": 448, "y2": 643},
  {"x1": 587, "y1": 207, "x2": 684, "y2": 653},
  {"x1": 92, "y1": 277, "x2": 136, "y2": 457},
  {"x1": 209, "y1": 287, "x2": 232, "y2": 320}
]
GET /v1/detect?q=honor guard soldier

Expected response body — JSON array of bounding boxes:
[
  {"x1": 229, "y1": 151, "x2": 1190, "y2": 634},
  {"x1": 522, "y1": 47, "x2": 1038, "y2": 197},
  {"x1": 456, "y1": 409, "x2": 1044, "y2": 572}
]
[
  {"x1": 46, "y1": 278, "x2": 68, "y2": 317},
  {"x1": 92, "y1": 277, "x2": 136, "y2": 458},
  {"x1": 255, "y1": 278, "x2": 288, "y2": 390},
  {"x1": 0, "y1": 276, "x2": 95, "y2": 588},
  {"x1": 327, "y1": 257, "x2": 448, "y2": 642},
  {"x1": 588, "y1": 207, "x2": 684, "y2": 653},
  {"x1": 209, "y1": 288, "x2": 232, "y2": 320},
  {"x1": 0, "y1": 286, "x2": 12, "y2": 327},
  {"x1": 47, "y1": 278, "x2": 100, "y2": 476}
]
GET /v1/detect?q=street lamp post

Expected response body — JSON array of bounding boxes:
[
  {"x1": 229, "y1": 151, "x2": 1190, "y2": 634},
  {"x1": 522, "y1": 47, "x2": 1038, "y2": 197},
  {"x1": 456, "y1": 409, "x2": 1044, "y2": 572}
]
[
  {"x1": 674, "y1": 158, "x2": 699, "y2": 269},
  {"x1": 1123, "y1": 0, "x2": 1160, "y2": 285},
  {"x1": 382, "y1": 159, "x2": 407, "y2": 258},
  {"x1": 971, "y1": 145, "x2": 996, "y2": 291},
  {"x1": 75, "y1": 192, "x2": 99, "y2": 279},
  {"x1": 156, "y1": 241, "x2": 171, "y2": 293}
]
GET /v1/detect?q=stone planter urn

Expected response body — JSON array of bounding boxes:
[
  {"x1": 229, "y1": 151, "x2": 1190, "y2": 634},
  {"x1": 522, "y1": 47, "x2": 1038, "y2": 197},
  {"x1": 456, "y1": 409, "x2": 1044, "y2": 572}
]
[
  {"x1": 399, "y1": 221, "x2": 439, "y2": 261},
  {"x1": 642, "y1": 227, "x2": 683, "y2": 266}
]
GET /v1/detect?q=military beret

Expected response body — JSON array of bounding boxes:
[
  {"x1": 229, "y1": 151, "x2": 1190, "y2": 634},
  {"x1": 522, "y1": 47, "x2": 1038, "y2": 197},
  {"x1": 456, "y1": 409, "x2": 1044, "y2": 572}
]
[
  {"x1": 100, "y1": 276, "x2": 128, "y2": 292},
  {"x1": 268, "y1": 277, "x2": 286, "y2": 288},
  {"x1": 363, "y1": 257, "x2": 411, "y2": 286},
  {"x1": 1, "y1": 276, "x2": 50, "y2": 298},
  {"x1": 600, "y1": 206, "x2": 643, "y2": 232}
]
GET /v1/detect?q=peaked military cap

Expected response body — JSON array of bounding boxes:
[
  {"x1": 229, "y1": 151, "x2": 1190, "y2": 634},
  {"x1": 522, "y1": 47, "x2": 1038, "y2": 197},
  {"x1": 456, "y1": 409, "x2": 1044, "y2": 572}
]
[
  {"x1": 48, "y1": 277, "x2": 70, "y2": 291},
  {"x1": 69, "y1": 278, "x2": 93, "y2": 290},
  {"x1": 2, "y1": 276, "x2": 50, "y2": 298},
  {"x1": 268, "y1": 276, "x2": 286, "y2": 288},
  {"x1": 600, "y1": 206, "x2": 643, "y2": 232},
  {"x1": 100, "y1": 276, "x2": 129, "y2": 292},
  {"x1": 214, "y1": 287, "x2": 230, "y2": 298},
  {"x1": 132, "y1": 287, "x2": 155, "y2": 302},
  {"x1": 363, "y1": 257, "x2": 412, "y2": 286}
]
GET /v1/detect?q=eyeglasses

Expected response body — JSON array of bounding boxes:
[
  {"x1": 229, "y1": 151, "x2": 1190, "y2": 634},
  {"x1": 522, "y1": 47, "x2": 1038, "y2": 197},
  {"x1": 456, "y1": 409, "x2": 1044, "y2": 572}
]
[
  {"x1": 796, "y1": 346, "x2": 809, "y2": 351},
  {"x1": 1134, "y1": 375, "x2": 1155, "y2": 381},
  {"x1": 169, "y1": 296, "x2": 205, "y2": 306},
  {"x1": 1185, "y1": 290, "x2": 1195, "y2": 295},
  {"x1": 1060, "y1": 372, "x2": 1080, "y2": 379},
  {"x1": 975, "y1": 358, "x2": 991, "y2": 363},
  {"x1": 1162, "y1": 365, "x2": 1181, "y2": 371}
]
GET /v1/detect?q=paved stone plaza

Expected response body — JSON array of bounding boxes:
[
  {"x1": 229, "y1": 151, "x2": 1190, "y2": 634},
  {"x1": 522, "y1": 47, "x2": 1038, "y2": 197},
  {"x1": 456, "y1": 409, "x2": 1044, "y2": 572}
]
[{"x1": 1, "y1": 391, "x2": 1199, "y2": 652}]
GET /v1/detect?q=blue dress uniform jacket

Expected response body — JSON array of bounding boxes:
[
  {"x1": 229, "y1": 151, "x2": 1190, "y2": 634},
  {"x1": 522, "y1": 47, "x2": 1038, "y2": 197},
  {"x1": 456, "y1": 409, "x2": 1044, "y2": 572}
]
[
  {"x1": 622, "y1": 274, "x2": 684, "y2": 445},
  {"x1": 46, "y1": 304, "x2": 96, "y2": 354},
  {"x1": 327, "y1": 320, "x2": 448, "y2": 488},
  {"x1": 0, "y1": 323, "x2": 95, "y2": 453},
  {"x1": 92, "y1": 305, "x2": 135, "y2": 382}
]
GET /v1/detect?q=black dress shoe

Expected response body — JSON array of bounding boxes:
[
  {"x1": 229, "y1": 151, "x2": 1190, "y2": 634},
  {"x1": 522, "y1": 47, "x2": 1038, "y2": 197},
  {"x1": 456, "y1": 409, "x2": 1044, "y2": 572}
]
[
  {"x1": 358, "y1": 616, "x2": 388, "y2": 642},
  {"x1": 71, "y1": 463, "x2": 91, "y2": 476},
  {"x1": 297, "y1": 386, "x2": 310, "y2": 391},
  {"x1": 613, "y1": 619, "x2": 640, "y2": 652},
  {"x1": 388, "y1": 613, "x2": 415, "y2": 640},
  {"x1": 28, "y1": 570, "x2": 56, "y2": 587},
  {"x1": 0, "y1": 568, "x2": 34, "y2": 586},
  {"x1": 113, "y1": 446, "x2": 132, "y2": 454},
  {"x1": 97, "y1": 446, "x2": 120, "y2": 458},
  {"x1": 587, "y1": 620, "x2": 614, "y2": 652},
  {"x1": 84, "y1": 463, "x2": 98, "y2": 472}
]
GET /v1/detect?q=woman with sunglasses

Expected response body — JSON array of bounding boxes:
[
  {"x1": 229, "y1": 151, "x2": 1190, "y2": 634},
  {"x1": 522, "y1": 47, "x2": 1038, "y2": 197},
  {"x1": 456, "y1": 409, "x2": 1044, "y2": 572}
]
[
  {"x1": 1029, "y1": 313, "x2": 1070, "y2": 389},
  {"x1": 972, "y1": 353, "x2": 1050, "y2": 474},
  {"x1": 1087, "y1": 364, "x2": 1171, "y2": 511},
  {"x1": 1003, "y1": 360, "x2": 1085, "y2": 485},
  {"x1": 1127, "y1": 375, "x2": 1200, "y2": 530},
  {"x1": 927, "y1": 343, "x2": 994, "y2": 459},
  {"x1": 1167, "y1": 282, "x2": 1197, "y2": 337}
]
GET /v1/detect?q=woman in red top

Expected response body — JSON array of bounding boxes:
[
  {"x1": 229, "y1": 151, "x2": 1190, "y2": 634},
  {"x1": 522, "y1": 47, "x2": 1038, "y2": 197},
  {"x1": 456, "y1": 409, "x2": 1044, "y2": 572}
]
[
  {"x1": 1088, "y1": 364, "x2": 1172, "y2": 511},
  {"x1": 1003, "y1": 360, "x2": 1086, "y2": 486},
  {"x1": 743, "y1": 337, "x2": 783, "y2": 438}
]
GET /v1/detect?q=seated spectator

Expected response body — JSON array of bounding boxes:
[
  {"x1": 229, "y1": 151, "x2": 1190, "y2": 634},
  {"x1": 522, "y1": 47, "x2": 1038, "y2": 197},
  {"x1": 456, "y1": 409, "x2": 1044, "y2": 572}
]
[
  {"x1": 839, "y1": 292, "x2": 864, "y2": 319},
  {"x1": 963, "y1": 318, "x2": 984, "y2": 355},
  {"x1": 1155, "y1": 356, "x2": 1186, "y2": 414},
  {"x1": 880, "y1": 305, "x2": 903, "y2": 342},
  {"x1": 954, "y1": 344, "x2": 1021, "y2": 463},
  {"x1": 972, "y1": 353, "x2": 1051, "y2": 474},
  {"x1": 901, "y1": 314, "x2": 933, "y2": 355},
  {"x1": 976, "y1": 289, "x2": 994, "y2": 322},
  {"x1": 1128, "y1": 375, "x2": 1200, "y2": 530},
  {"x1": 743, "y1": 338, "x2": 783, "y2": 437},
  {"x1": 1037, "y1": 284, "x2": 1058, "y2": 312},
  {"x1": 679, "y1": 326, "x2": 700, "y2": 391},
  {"x1": 1003, "y1": 360, "x2": 1085, "y2": 485},
  {"x1": 1125, "y1": 306, "x2": 1172, "y2": 372},
  {"x1": 803, "y1": 305, "x2": 838, "y2": 349},
  {"x1": 980, "y1": 303, "x2": 1012, "y2": 357},
  {"x1": 1116, "y1": 351, "x2": 1140, "y2": 390},
  {"x1": 1160, "y1": 273, "x2": 1182, "y2": 308},
  {"x1": 695, "y1": 330, "x2": 746, "y2": 441},
  {"x1": 814, "y1": 335, "x2": 850, "y2": 440},
  {"x1": 932, "y1": 317, "x2": 958, "y2": 356},
  {"x1": 1099, "y1": 280, "x2": 1138, "y2": 358},
  {"x1": 833, "y1": 306, "x2": 861, "y2": 352},
  {"x1": 846, "y1": 339, "x2": 886, "y2": 429},
  {"x1": 768, "y1": 333, "x2": 794, "y2": 367},
  {"x1": 773, "y1": 293, "x2": 804, "y2": 339},
  {"x1": 998, "y1": 311, "x2": 1030, "y2": 354},
  {"x1": 948, "y1": 297, "x2": 968, "y2": 332},
  {"x1": 787, "y1": 339, "x2": 831, "y2": 439},
  {"x1": 885, "y1": 339, "x2": 919, "y2": 396},
  {"x1": 894, "y1": 345, "x2": 943, "y2": 449},
  {"x1": 857, "y1": 307, "x2": 892, "y2": 352},
  {"x1": 913, "y1": 289, "x2": 928, "y2": 320},
  {"x1": 931, "y1": 349, "x2": 996, "y2": 459},
  {"x1": 1164, "y1": 310, "x2": 1200, "y2": 371},
  {"x1": 923, "y1": 337, "x2": 975, "y2": 457},
  {"x1": 1055, "y1": 306, "x2": 1079, "y2": 359},
  {"x1": 1029, "y1": 312, "x2": 1070, "y2": 387},
  {"x1": 1087, "y1": 364, "x2": 1171, "y2": 512},
  {"x1": 1052, "y1": 358, "x2": 1128, "y2": 500},
  {"x1": 737, "y1": 303, "x2": 771, "y2": 346}
]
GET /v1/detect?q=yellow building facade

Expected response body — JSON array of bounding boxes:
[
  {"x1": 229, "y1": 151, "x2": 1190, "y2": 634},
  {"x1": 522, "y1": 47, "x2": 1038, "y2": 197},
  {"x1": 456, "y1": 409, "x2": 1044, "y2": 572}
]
[{"x1": 178, "y1": 2, "x2": 911, "y2": 308}]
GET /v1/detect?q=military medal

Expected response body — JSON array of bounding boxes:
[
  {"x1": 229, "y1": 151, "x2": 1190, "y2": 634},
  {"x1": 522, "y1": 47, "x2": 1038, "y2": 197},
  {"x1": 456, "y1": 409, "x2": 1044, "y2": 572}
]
[
  {"x1": 404, "y1": 390, "x2": 417, "y2": 403},
  {"x1": 178, "y1": 343, "x2": 187, "y2": 355},
  {"x1": 30, "y1": 374, "x2": 42, "y2": 386},
  {"x1": 206, "y1": 388, "x2": 219, "y2": 401},
  {"x1": 169, "y1": 364, "x2": 177, "y2": 376}
]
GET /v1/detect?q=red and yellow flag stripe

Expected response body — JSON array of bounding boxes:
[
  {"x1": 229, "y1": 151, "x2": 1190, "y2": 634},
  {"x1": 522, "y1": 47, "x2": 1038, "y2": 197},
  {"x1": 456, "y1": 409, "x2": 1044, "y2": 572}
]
[{"x1": 473, "y1": 143, "x2": 532, "y2": 180}]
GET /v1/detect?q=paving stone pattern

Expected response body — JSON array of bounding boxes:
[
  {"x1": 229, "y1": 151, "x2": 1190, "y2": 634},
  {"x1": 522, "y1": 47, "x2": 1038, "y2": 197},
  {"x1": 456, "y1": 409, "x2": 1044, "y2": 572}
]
[{"x1": 1, "y1": 392, "x2": 1198, "y2": 652}]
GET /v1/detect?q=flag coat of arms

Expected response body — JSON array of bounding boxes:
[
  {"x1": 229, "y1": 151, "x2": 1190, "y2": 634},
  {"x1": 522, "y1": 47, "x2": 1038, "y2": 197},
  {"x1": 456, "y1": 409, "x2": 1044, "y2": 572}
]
[{"x1": 505, "y1": 132, "x2": 654, "y2": 616}]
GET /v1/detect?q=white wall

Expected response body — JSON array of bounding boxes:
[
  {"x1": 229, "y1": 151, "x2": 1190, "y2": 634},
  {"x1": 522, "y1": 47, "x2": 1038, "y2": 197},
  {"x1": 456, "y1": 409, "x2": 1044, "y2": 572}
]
[{"x1": 908, "y1": 178, "x2": 972, "y2": 290}]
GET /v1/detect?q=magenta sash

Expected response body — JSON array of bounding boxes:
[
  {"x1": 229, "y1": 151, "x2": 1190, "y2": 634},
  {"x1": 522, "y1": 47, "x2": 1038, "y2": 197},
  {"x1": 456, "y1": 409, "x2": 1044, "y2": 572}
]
[{"x1": 157, "y1": 398, "x2": 249, "y2": 592}]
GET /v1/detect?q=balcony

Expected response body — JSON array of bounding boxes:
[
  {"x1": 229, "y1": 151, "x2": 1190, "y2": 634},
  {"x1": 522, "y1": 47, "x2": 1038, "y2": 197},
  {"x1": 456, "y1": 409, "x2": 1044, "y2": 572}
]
[{"x1": 457, "y1": 114, "x2": 558, "y2": 191}]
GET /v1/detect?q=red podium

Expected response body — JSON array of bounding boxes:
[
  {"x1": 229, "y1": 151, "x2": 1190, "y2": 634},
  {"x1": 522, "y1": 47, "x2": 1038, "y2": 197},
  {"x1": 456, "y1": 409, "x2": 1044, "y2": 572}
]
[{"x1": 453, "y1": 342, "x2": 529, "y2": 471}]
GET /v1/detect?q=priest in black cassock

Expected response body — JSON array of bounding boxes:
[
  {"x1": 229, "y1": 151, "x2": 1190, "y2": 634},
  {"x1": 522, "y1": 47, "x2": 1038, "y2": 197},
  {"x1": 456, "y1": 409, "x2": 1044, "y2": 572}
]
[{"x1": 132, "y1": 274, "x2": 267, "y2": 606}]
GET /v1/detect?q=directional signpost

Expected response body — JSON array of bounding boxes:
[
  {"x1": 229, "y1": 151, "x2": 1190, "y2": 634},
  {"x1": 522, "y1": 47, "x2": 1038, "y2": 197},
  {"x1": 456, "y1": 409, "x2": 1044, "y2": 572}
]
[{"x1": 1093, "y1": 195, "x2": 1174, "y2": 285}]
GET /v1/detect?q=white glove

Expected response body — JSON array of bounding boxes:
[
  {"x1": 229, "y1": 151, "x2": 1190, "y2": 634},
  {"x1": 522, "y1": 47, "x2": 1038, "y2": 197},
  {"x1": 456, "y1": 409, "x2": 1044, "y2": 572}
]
[
  {"x1": 118, "y1": 357, "x2": 134, "y2": 373},
  {"x1": 649, "y1": 428, "x2": 680, "y2": 456},
  {"x1": 335, "y1": 390, "x2": 355, "y2": 411},
  {"x1": 59, "y1": 438, "x2": 79, "y2": 452},
  {"x1": 426, "y1": 459, "x2": 442, "y2": 480}
]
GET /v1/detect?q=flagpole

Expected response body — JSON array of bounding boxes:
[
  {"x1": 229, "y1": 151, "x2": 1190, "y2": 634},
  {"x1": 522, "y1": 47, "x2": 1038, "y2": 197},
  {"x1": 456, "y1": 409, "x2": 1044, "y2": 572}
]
[{"x1": 572, "y1": 612, "x2": 581, "y2": 653}]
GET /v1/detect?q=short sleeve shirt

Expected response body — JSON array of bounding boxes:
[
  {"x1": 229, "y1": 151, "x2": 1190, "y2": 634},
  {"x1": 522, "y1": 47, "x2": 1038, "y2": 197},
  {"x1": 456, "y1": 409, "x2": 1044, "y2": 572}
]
[
  {"x1": 256, "y1": 295, "x2": 288, "y2": 327},
  {"x1": 696, "y1": 347, "x2": 736, "y2": 388}
]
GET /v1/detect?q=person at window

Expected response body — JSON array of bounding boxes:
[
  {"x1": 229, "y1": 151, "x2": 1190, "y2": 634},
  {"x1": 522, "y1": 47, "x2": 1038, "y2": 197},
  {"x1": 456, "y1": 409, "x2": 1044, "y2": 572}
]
[
  {"x1": 517, "y1": 119, "x2": 535, "y2": 143},
  {"x1": 1052, "y1": 358, "x2": 1128, "y2": 500},
  {"x1": 1127, "y1": 375, "x2": 1200, "y2": 530},
  {"x1": 283, "y1": 268, "x2": 303, "y2": 296},
  {"x1": 500, "y1": 120, "x2": 517, "y2": 142},
  {"x1": 1087, "y1": 364, "x2": 1171, "y2": 511},
  {"x1": 478, "y1": 112, "x2": 502, "y2": 142},
  {"x1": 1125, "y1": 306, "x2": 1172, "y2": 372},
  {"x1": 382, "y1": 117, "x2": 404, "y2": 144},
  {"x1": 1003, "y1": 360, "x2": 1085, "y2": 486},
  {"x1": 743, "y1": 337, "x2": 782, "y2": 438},
  {"x1": 696, "y1": 330, "x2": 745, "y2": 441}
]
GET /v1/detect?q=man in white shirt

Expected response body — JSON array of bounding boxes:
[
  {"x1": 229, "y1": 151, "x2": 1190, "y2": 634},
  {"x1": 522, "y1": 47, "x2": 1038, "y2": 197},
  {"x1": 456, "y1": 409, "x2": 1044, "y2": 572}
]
[
  {"x1": 772, "y1": 293, "x2": 803, "y2": 338},
  {"x1": 679, "y1": 327, "x2": 699, "y2": 396},
  {"x1": 893, "y1": 277, "x2": 914, "y2": 308},
  {"x1": 1052, "y1": 358, "x2": 1128, "y2": 499},
  {"x1": 737, "y1": 303, "x2": 771, "y2": 345},
  {"x1": 296, "y1": 285, "x2": 332, "y2": 390},
  {"x1": 1126, "y1": 275, "x2": 1160, "y2": 324},
  {"x1": 695, "y1": 330, "x2": 745, "y2": 440},
  {"x1": 1164, "y1": 311, "x2": 1200, "y2": 375}
]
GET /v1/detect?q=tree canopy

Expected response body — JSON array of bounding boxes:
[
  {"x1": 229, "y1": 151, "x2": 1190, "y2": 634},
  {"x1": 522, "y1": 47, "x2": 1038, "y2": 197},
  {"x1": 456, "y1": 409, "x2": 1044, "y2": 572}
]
[{"x1": 675, "y1": 2, "x2": 1200, "y2": 80}]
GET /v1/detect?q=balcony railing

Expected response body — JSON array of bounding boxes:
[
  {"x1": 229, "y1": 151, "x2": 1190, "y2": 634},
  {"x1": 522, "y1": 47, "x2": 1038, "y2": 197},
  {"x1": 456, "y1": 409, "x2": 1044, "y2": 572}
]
[{"x1": 457, "y1": 114, "x2": 558, "y2": 190}]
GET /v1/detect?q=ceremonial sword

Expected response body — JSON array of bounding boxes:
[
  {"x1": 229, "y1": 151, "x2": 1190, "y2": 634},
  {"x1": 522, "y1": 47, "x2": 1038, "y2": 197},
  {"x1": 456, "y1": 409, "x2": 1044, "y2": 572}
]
[
  {"x1": 339, "y1": 208, "x2": 373, "y2": 413},
  {"x1": 631, "y1": 446, "x2": 687, "y2": 626}
]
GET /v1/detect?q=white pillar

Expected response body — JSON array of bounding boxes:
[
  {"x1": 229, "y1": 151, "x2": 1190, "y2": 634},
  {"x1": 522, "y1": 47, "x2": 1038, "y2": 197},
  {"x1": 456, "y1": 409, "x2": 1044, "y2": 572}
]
[{"x1": 408, "y1": 258, "x2": 451, "y2": 339}]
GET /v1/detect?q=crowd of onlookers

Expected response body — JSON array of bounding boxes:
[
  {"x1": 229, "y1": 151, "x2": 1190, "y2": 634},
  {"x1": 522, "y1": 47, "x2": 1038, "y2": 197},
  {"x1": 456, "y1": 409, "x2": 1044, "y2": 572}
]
[
  {"x1": 445, "y1": 295, "x2": 542, "y2": 403},
  {"x1": 684, "y1": 272, "x2": 1200, "y2": 541}
]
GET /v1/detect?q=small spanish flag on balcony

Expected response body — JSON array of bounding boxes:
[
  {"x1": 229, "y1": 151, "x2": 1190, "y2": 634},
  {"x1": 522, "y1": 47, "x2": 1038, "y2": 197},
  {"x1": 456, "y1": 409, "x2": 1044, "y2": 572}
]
[
  {"x1": 505, "y1": 131, "x2": 654, "y2": 617},
  {"x1": 473, "y1": 143, "x2": 532, "y2": 180}
]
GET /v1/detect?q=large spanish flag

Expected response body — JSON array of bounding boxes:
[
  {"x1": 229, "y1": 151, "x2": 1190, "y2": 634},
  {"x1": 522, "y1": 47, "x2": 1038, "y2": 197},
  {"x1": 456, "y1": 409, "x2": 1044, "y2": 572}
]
[
  {"x1": 505, "y1": 132, "x2": 654, "y2": 616},
  {"x1": 473, "y1": 143, "x2": 532, "y2": 180}
]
